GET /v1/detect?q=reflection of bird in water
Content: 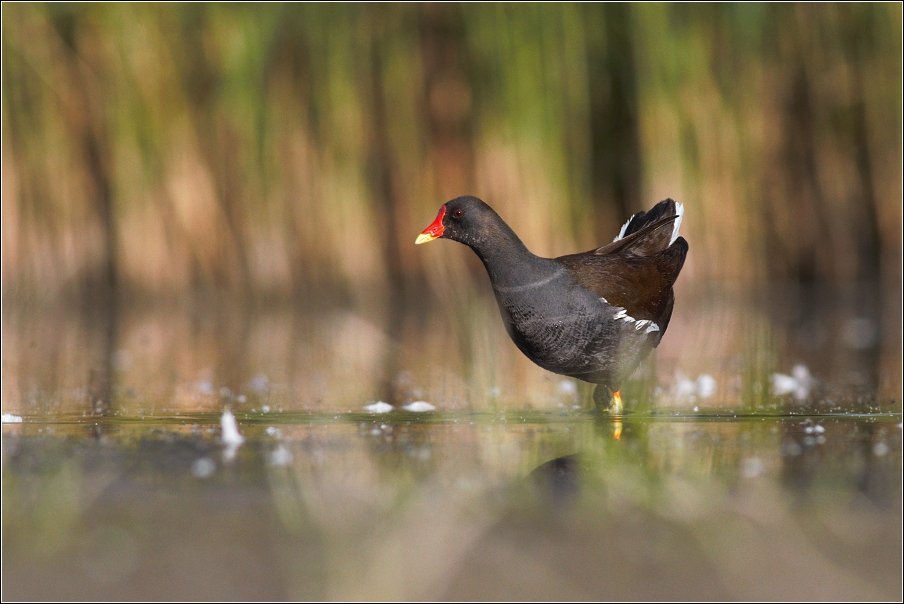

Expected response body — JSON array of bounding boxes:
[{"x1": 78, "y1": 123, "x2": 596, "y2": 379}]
[
  {"x1": 529, "y1": 417, "x2": 632, "y2": 504},
  {"x1": 529, "y1": 454, "x2": 581, "y2": 503},
  {"x1": 417, "y1": 196, "x2": 688, "y2": 411}
]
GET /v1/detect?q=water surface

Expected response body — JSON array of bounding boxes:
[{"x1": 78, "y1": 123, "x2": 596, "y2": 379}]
[{"x1": 2, "y1": 293, "x2": 902, "y2": 600}]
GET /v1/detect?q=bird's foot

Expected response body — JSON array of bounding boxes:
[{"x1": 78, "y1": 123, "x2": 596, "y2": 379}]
[{"x1": 592, "y1": 386, "x2": 624, "y2": 414}]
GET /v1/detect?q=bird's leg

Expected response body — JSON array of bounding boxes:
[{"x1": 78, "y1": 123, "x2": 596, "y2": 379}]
[
  {"x1": 592, "y1": 384, "x2": 610, "y2": 408},
  {"x1": 610, "y1": 391, "x2": 624, "y2": 415},
  {"x1": 593, "y1": 385, "x2": 623, "y2": 414}
]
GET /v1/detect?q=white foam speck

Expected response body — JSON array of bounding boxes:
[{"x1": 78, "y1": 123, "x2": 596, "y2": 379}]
[
  {"x1": 191, "y1": 457, "x2": 216, "y2": 478},
  {"x1": 772, "y1": 364, "x2": 814, "y2": 400},
  {"x1": 873, "y1": 442, "x2": 889, "y2": 457},
  {"x1": 671, "y1": 371, "x2": 717, "y2": 405},
  {"x1": 772, "y1": 373, "x2": 797, "y2": 396},
  {"x1": 2, "y1": 414, "x2": 23, "y2": 423},
  {"x1": 557, "y1": 380, "x2": 577, "y2": 396},
  {"x1": 674, "y1": 372, "x2": 697, "y2": 399},
  {"x1": 404, "y1": 401, "x2": 436, "y2": 412},
  {"x1": 248, "y1": 373, "x2": 269, "y2": 393},
  {"x1": 268, "y1": 444, "x2": 293, "y2": 466},
  {"x1": 791, "y1": 364, "x2": 811, "y2": 382},
  {"x1": 364, "y1": 401, "x2": 394, "y2": 413},
  {"x1": 220, "y1": 409, "x2": 245, "y2": 447},
  {"x1": 696, "y1": 375, "x2": 716, "y2": 399}
]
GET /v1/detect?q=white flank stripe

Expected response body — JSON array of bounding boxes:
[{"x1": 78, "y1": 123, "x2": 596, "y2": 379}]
[
  {"x1": 494, "y1": 269, "x2": 565, "y2": 293},
  {"x1": 635, "y1": 320, "x2": 661, "y2": 333},
  {"x1": 602, "y1": 298, "x2": 660, "y2": 333}
]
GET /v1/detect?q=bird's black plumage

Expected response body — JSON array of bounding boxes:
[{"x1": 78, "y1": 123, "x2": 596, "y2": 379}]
[{"x1": 417, "y1": 195, "x2": 688, "y2": 408}]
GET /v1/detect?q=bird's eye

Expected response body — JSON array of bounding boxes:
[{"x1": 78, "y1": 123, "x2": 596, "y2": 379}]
[{"x1": 452, "y1": 209, "x2": 464, "y2": 219}]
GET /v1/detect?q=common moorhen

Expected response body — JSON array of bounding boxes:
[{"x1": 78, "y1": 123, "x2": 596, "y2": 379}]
[{"x1": 416, "y1": 196, "x2": 688, "y2": 411}]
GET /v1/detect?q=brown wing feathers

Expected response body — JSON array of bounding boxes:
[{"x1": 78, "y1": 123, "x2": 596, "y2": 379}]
[
  {"x1": 590, "y1": 215, "x2": 678, "y2": 257},
  {"x1": 555, "y1": 206, "x2": 688, "y2": 329}
]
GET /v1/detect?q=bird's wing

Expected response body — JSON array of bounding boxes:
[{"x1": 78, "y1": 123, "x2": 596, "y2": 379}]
[
  {"x1": 589, "y1": 214, "x2": 678, "y2": 257},
  {"x1": 556, "y1": 238, "x2": 688, "y2": 327}
]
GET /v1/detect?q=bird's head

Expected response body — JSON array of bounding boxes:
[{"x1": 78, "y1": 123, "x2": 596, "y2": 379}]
[{"x1": 415, "y1": 196, "x2": 499, "y2": 248}]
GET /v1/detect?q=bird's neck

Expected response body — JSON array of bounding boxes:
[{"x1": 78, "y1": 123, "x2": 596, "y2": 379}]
[{"x1": 469, "y1": 222, "x2": 553, "y2": 289}]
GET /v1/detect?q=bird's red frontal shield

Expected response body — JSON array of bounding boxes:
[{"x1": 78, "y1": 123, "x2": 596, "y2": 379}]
[{"x1": 415, "y1": 205, "x2": 446, "y2": 244}]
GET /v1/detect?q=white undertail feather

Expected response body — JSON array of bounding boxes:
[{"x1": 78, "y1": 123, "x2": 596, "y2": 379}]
[
  {"x1": 670, "y1": 202, "x2": 684, "y2": 246},
  {"x1": 613, "y1": 215, "x2": 633, "y2": 242},
  {"x1": 613, "y1": 201, "x2": 684, "y2": 245}
]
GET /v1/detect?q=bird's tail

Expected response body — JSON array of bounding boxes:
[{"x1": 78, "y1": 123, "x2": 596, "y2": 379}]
[
  {"x1": 592, "y1": 199, "x2": 685, "y2": 258},
  {"x1": 614, "y1": 199, "x2": 684, "y2": 246}
]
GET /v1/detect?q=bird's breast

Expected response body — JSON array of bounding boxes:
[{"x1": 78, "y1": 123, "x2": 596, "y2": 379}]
[{"x1": 492, "y1": 273, "x2": 609, "y2": 371}]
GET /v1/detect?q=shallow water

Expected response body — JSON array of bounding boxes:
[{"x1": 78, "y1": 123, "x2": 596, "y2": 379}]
[
  {"x1": 2, "y1": 411, "x2": 901, "y2": 600},
  {"x1": 2, "y1": 291, "x2": 902, "y2": 600}
]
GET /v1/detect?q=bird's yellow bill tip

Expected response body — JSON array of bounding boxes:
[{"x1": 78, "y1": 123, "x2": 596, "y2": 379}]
[{"x1": 415, "y1": 232, "x2": 438, "y2": 245}]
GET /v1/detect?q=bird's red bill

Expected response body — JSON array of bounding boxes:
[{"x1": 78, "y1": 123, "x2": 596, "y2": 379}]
[{"x1": 415, "y1": 205, "x2": 446, "y2": 244}]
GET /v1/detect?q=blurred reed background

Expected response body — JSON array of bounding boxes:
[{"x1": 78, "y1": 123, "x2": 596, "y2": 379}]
[{"x1": 2, "y1": 3, "x2": 902, "y2": 411}]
